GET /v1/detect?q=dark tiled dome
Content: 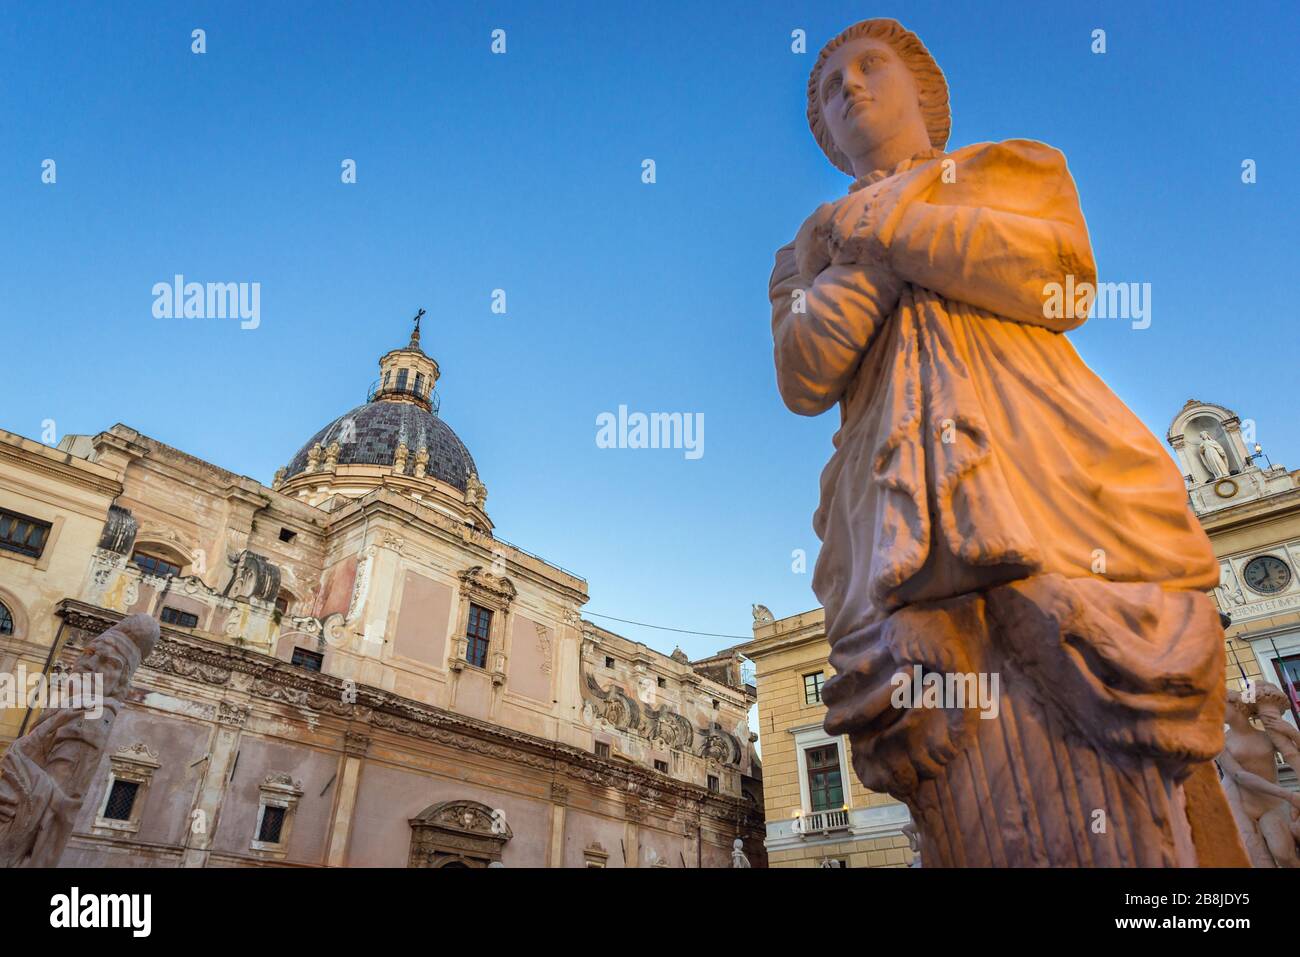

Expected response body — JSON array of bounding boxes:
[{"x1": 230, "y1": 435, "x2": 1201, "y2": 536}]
[{"x1": 284, "y1": 401, "x2": 477, "y2": 492}]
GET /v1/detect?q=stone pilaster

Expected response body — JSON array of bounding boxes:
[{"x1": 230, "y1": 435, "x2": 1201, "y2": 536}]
[{"x1": 182, "y1": 700, "x2": 247, "y2": 868}]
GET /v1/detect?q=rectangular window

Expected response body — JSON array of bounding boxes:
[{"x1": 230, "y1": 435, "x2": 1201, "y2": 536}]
[
  {"x1": 102, "y1": 779, "x2": 140, "y2": 821},
  {"x1": 595, "y1": 741, "x2": 610, "y2": 759},
  {"x1": 657, "y1": 676, "x2": 666, "y2": 688},
  {"x1": 396, "y1": 369, "x2": 409, "y2": 392},
  {"x1": 131, "y1": 550, "x2": 181, "y2": 578},
  {"x1": 804, "y1": 671, "x2": 825, "y2": 705},
  {"x1": 160, "y1": 606, "x2": 199, "y2": 628},
  {"x1": 415, "y1": 372, "x2": 425, "y2": 396},
  {"x1": 278, "y1": 527, "x2": 296, "y2": 543},
  {"x1": 291, "y1": 648, "x2": 323, "y2": 672},
  {"x1": 258, "y1": 805, "x2": 286, "y2": 844},
  {"x1": 0, "y1": 509, "x2": 52, "y2": 559},
  {"x1": 654, "y1": 759, "x2": 669, "y2": 773},
  {"x1": 707, "y1": 775, "x2": 719, "y2": 793},
  {"x1": 604, "y1": 656, "x2": 615, "y2": 669},
  {"x1": 465, "y1": 603, "x2": 492, "y2": 668},
  {"x1": 806, "y1": 745, "x2": 844, "y2": 812}
]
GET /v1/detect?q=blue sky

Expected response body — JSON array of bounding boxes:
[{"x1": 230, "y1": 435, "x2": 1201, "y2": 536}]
[{"x1": 3, "y1": 1, "x2": 1297, "y2": 660}]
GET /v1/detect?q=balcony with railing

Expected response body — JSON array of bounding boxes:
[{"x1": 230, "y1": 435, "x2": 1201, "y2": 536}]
[{"x1": 797, "y1": 808, "x2": 850, "y2": 837}]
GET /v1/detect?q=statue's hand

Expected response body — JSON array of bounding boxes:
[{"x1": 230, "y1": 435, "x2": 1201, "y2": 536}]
[
  {"x1": 794, "y1": 202, "x2": 837, "y2": 282},
  {"x1": 1260, "y1": 713, "x2": 1291, "y2": 736}
]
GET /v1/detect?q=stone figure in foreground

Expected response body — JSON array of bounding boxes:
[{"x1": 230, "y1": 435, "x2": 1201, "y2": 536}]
[
  {"x1": 1218, "y1": 684, "x2": 1300, "y2": 867},
  {"x1": 0, "y1": 614, "x2": 159, "y2": 867},
  {"x1": 769, "y1": 18, "x2": 1244, "y2": 866}
]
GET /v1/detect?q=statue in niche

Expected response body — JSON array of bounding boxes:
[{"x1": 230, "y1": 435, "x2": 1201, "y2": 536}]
[
  {"x1": 770, "y1": 18, "x2": 1240, "y2": 866},
  {"x1": 1217, "y1": 684, "x2": 1300, "y2": 867},
  {"x1": 1198, "y1": 430, "x2": 1231, "y2": 479},
  {"x1": 0, "y1": 614, "x2": 160, "y2": 866}
]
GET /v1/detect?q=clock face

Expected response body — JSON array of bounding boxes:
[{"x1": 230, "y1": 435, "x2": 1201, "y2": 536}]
[{"x1": 1243, "y1": 555, "x2": 1292, "y2": 595}]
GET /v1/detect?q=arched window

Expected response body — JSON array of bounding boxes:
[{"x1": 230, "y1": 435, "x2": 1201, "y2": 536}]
[
  {"x1": 130, "y1": 547, "x2": 183, "y2": 579},
  {"x1": 0, "y1": 602, "x2": 12, "y2": 635}
]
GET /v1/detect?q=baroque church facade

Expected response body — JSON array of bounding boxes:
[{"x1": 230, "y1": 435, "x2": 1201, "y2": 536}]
[{"x1": 0, "y1": 318, "x2": 763, "y2": 867}]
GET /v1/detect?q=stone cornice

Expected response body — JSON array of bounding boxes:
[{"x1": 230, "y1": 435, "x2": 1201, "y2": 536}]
[
  {"x1": 55, "y1": 600, "x2": 758, "y2": 829},
  {"x1": 1199, "y1": 482, "x2": 1300, "y2": 535},
  {"x1": 0, "y1": 434, "x2": 122, "y2": 500}
]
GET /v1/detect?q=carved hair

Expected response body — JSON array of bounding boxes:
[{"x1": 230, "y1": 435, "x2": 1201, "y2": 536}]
[
  {"x1": 806, "y1": 18, "x2": 951, "y2": 175},
  {"x1": 1252, "y1": 681, "x2": 1293, "y2": 712}
]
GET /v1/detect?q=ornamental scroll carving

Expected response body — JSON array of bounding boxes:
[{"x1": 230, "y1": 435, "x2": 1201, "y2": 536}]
[
  {"x1": 583, "y1": 673, "x2": 702, "y2": 755},
  {"x1": 223, "y1": 550, "x2": 282, "y2": 602}
]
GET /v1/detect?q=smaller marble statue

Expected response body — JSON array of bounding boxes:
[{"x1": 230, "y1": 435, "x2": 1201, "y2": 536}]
[
  {"x1": 0, "y1": 614, "x2": 159, "y2": 867},
  {"x1": 731, "y1": 837, "x2": 751, "y2": 868},
  {"x1": 1199, "y1": 430, "x2": 1231, "y2": 479},
  {"x1": 1217, "y1": 684, "x2": 1300, "y2": 867}
]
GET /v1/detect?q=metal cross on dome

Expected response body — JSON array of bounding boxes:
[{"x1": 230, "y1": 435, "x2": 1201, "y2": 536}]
[{"x1": 409, "y1": 307, "x2": 426, "y2": 348}]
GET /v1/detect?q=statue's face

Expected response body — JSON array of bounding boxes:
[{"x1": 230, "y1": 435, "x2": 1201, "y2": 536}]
[{"x1": 817, "y1": 37, "x2": 924, "y2": 165}]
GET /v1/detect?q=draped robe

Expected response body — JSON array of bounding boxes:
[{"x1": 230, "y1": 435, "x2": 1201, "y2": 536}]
[{"x1": 770, "y1": 140, "x2": 1225, "y2": 791}]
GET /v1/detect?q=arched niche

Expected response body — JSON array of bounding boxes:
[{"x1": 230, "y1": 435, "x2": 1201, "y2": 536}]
[
  {"x1": 1166, "y1": 399, "x2": 1251, "y2": 485},
  {"x1": 407, "y1": 799, "x2": 512, "y2": 868}
]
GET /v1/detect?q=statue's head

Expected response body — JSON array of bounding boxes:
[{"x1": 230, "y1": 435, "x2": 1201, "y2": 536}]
[
  {"x1": 1199, "y1": 430, "x2": 1212, "y2": 441},
  {"x1": 1225, "y1": 687, "x2": 1257, "y2": 722},
  {"x1": 807, "y1": 18, "x2": 950, "y2": 176},
  {"x1": 70, "y1": 614, "x2": 159, "y2": 700},
  {"x1": 1252, "y1": 681, "x2": 1293, "y2": 718}
]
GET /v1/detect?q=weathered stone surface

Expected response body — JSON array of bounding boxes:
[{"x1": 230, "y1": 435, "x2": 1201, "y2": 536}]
[{"x1": 0, "y1": 613, "x2": 159, "y2": 867}]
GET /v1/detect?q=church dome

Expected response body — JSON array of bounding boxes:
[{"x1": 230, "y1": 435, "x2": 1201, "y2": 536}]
[
  {"x1": 274, "y1": 310, "x2": 490, "y2": 529},
  {"x1": 283, "y1": 400, "x2": 476, "y2": 491}
]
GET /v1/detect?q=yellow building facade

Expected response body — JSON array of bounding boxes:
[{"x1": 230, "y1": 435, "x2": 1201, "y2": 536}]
[
  {"x1": 738, "y1": 608, "x2": 912, "y2": 868},
  {"x1": 1167, "y1": 400, "x2": 1300, "y2": 736}
]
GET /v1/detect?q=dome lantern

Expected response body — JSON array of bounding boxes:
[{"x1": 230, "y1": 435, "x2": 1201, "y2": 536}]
[{"x1": 368, "y1": 308, "x2": 442, "y2": 412}]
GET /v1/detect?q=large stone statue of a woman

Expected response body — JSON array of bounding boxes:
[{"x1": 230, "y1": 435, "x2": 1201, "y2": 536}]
[{"x1": 770, "y1": 18, "x2": 1244, "y2": 866}]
